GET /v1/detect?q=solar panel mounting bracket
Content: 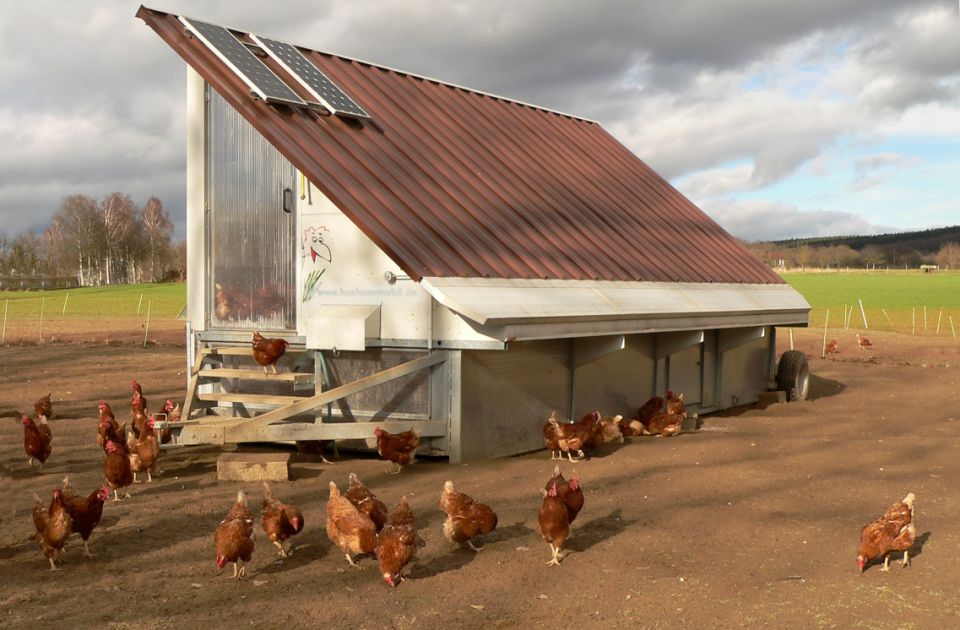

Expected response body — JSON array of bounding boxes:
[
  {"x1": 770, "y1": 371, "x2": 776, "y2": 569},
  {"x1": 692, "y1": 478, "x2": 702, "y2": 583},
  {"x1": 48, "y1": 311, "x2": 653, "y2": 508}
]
[
  {"x1": 250, "y1": 34, "x2": 370, "y2": 120},
  {"x1": 178, "y1": 16, "x2": 307, "y2": 109}
]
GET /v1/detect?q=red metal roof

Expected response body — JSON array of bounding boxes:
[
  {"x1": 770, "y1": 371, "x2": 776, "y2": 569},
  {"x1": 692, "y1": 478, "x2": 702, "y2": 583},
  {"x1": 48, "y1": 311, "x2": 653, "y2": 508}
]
[{"x1": 139, "y1": 7, "x2": 784, "y2": 285}]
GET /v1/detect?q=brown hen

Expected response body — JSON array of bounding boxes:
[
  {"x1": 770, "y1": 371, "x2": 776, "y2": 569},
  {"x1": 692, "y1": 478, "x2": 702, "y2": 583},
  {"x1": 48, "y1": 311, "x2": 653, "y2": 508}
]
[
  {"x1": 345, "y1": 472, "x2": 389, "y2": 532},
  {"x1": 32, "y1": 487, "x2": 73, "y2": 571},
  {"x1": 104, "y1": 440, "x2": 134, "y2": 501},
  {"x1": 539, "y1": 482, "x2": 570, "y2": 567},
  {"x1": 439, "y1": 480, "x2": 498, "y2": 552},
  {"x1": 252, "y1": 332, "x2": 289, "y2": 373},
  {"x1": 376, "y1": 496, "x2": 417, "y2": 587},
  {"x1": 22, "y1": 415, "x2": 52, "y2": 470},
  {"x1": 326, "y1": 481, "x2": 377, "y2": 566},
  {"x1": 215, "y1": 490, "x2": 256, "y2": 579},
  {"x1": 857, "y1": 492, "x2": 916, "y2": 573},
  {"x1": 544, "y1": 465, "x2": 584, "y2": 525},
  {"x1": 34, "y1": 393, "x2": 53, "y2": 421},
  {"x1": 62, "y1": 476, "x2": 110, "y2": 559},
  {"x1": 261, "y1": 481, "x2": 304, "y2": 558},
  {"x1": 374, "y1": 427, "x2": 420, "y2": 474}
]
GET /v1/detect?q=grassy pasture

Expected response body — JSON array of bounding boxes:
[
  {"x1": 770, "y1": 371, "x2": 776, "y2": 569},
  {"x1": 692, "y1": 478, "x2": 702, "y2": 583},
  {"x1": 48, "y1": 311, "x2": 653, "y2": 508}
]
[
  {"x1": 0, "y1": 283, "x2": 185, "y2": 343},
  {"x1": 781, "y1": 270, "x2": 960, "y2": 336}
]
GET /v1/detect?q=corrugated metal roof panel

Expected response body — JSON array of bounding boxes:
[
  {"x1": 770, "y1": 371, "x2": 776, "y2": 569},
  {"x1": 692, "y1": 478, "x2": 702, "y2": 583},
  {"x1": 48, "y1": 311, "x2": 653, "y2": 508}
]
[{"x1": 139, "y1": 7, "x2": 785, "y2": 286}]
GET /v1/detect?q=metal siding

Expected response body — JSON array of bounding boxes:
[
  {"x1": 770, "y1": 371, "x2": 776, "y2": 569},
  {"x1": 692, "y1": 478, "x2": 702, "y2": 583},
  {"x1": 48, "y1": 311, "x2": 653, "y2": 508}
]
[{"x1": 140, "y1": 8, "x2": 785, "y2": 286}]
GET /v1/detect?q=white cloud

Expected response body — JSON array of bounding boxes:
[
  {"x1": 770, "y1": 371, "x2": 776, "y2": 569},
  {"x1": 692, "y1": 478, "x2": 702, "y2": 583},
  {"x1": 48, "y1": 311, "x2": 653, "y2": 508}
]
[
  {"x1": 0, "y1": 0, "x2": 956, "y2": 243},
  {"x1": 699, "y1": 198, "x2": 895, "y2": 241}
]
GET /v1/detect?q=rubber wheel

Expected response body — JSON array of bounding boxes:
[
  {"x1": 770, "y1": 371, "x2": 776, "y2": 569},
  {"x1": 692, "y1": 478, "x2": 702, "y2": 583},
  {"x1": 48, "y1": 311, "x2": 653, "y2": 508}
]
[{"x1": 776, "y1": 350, "x2": 810, "y2": 401}]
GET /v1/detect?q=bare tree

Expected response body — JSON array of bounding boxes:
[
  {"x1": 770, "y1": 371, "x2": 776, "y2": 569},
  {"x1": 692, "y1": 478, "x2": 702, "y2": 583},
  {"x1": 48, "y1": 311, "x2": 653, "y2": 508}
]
[
  {"x1": 935, "y1": 242, "x2": 960, "y2": 270},
  {"x1": 791, "y1": 245, "x2": 816, "y2": 270},
  {"x1": 174, "y1": 239, "x2": 187, "y2": 282},
  {"x1": 7, "y1": 233, "x2": 49, "y2": 276},
  {"x1": 43, "y1": 218, "x2": 73, "y2": 276},
  {"x1": 141, "y1": 197, "x2": 174, "y2": 282},
  {"x1": 0, "y1": 235, "x2": 11, "y2": 274},
  {"x1": 99, "y1": 192, "x2": 139, "y2": 284},
  {"x1": 860, "y1": 244, "x2": 887, "y2": 269},
  {"x1": 55, "y1": 195, "x2": 103, "y2": 285}
]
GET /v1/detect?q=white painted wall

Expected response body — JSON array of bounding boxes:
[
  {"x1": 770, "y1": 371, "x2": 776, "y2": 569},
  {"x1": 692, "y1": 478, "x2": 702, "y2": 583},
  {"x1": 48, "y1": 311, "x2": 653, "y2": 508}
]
[{"x1": 293, "y1": 178, "x2": 506, "y2": 350}]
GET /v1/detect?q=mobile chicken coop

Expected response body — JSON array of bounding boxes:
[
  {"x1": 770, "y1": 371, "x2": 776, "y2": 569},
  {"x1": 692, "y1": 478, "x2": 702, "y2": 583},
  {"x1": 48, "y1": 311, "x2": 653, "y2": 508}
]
[{"x1": 140, "y1": 7, "x2": 810, "y2": 462}]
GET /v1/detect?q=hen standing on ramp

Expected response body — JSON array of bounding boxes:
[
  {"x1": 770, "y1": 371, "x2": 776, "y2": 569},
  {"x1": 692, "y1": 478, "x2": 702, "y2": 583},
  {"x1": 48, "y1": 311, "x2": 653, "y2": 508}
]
[{"x1": 252, "y1": 332, "x2": 289, "y2": 373}]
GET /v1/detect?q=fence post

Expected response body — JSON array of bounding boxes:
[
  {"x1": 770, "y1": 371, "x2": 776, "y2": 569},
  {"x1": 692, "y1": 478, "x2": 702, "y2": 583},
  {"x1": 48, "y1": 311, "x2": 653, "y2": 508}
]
[
  {"x1": 143, "y1": 300, "x2": 152, "y2": 347},
  {"x1": 137, "y1": 293, "x2": 144, "y2": 315},
  {"x1": 62, "y1": 293, "x2": 69, "y2": 316},
  {"x1": 881, "y1": 308, "x2": 895, "y2": 333},
  {"x1": 951, "y1": 315, "x2": 957, "y2": 341},
  {"x1": 821, "y1": 308, "x2": 830, "y2": 358},
  {"x1": 1, "y1": 299, "x2": 7, "y2": 345},
  {"x1": 858, "y1": 298, "x2": 868, "y2": 329},
  {"x1": 936, "y1": 308, "x2": 943, "y2": 335}
]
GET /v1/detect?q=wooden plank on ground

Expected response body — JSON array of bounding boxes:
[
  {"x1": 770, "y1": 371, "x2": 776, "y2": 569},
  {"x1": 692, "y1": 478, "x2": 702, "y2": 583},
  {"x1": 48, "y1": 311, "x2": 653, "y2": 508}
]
[{"x1": 222, "y1": 352, "x2": 446, "y2": 437}]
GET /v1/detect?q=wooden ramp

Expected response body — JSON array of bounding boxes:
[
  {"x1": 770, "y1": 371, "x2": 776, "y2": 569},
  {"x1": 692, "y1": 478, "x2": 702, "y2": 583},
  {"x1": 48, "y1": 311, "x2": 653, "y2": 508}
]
[{"x1": 159, "y1": 343, "x2": 448, "y2": 448}]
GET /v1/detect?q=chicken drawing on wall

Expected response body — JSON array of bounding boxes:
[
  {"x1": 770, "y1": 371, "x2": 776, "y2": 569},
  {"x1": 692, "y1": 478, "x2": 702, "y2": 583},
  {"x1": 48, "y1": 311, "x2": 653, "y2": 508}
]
[{"x1": 301, "y1": 224, "x2": 332, "y2": 302}]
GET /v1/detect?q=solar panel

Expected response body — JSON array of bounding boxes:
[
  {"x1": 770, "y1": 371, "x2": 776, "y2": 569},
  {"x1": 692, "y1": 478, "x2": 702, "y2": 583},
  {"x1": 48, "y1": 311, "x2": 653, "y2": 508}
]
[
  {"x1": 251, "y1": 35, "x2": 370, "y2": 119},
  {"x1": 180, "y1": 17, "x2": 306, "y2": 108}
]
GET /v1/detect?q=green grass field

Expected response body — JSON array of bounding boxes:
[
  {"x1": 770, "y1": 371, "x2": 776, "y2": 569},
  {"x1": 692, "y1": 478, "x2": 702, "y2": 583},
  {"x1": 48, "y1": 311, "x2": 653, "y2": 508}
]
[
  {"x1": 781, "y1": 271, "x2": 960, "y2": 336},
  {"x1": 2, "y1": 275, "x2": 957, "y2": 341},
  {"x1": 0, "y1": 283, "x2": 185, "y2": 318},
  {"x1": 0, "y1": 283, "x2": 186, "y2": 342}
]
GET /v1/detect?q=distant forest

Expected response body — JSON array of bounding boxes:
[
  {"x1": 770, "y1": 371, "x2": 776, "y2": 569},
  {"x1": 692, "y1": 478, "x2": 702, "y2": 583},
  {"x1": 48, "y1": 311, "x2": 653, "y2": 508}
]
[
  {"x1": 743, "y1": 226, "x2": 960, "y2": 270},
  {"x1": 0, "y1": 193, "x2": 185, "y2": 287}
]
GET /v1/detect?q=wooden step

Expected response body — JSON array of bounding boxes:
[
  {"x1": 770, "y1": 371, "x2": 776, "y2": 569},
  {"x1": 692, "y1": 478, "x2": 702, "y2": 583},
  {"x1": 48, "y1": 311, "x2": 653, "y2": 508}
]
[
  {"x1": 202, "y1": 347, "x2": 309, "y2": 357},
  {"x1": 195, "y1": 368, "x2": 314, "y2": 383},
  {"x1": 196, "y1": 392, "x2": 308, "y2": 406}
]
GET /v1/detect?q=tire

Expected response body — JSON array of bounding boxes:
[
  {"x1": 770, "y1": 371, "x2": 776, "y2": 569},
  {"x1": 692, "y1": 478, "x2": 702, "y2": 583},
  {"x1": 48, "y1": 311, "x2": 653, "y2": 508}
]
[{"x1": 776, "y1": 350, "x2": 810, "y2": 401}]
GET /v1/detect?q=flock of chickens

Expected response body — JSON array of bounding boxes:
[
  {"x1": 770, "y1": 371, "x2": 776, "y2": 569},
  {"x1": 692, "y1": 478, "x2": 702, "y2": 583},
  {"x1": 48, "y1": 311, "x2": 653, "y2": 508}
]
[
  {"x1": 544, "y1": 391, "x2": 689, "y2": 463},
  {"x1": 210, "y1": 463, "x2": 584, "y2": 586},
  {"x1": 825, "y1": 332, "x2": 875, "y2": 355},
  {"x1": 21, "y1": 331, "x2": 916, "y2": 584},
  {"x1": 25, "y1": 383, "x2": 182, "y2": 570}
]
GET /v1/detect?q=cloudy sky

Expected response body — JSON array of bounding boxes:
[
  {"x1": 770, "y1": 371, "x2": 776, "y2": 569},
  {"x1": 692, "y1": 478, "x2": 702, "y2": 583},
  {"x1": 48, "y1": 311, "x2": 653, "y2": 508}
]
[{"x1": 1, "y1": 0, "x2": 957, "y2": 242}]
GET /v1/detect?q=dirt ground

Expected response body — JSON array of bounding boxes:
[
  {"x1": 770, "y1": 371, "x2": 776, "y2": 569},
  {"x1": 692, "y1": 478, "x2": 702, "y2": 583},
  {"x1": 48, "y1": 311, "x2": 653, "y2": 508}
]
[{"x1": 1, "y1": 329, "x2": 958, "y2": 629}]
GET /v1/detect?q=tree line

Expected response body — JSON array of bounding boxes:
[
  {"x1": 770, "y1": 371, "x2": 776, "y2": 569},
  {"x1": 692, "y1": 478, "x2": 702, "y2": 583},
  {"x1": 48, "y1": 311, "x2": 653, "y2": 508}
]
[
  {"x1": 744, "y1": 240, "x2": 960, "y2": 271},
  {"x1": 0, "y1": 193, "x2": 185, "y2": 286}
]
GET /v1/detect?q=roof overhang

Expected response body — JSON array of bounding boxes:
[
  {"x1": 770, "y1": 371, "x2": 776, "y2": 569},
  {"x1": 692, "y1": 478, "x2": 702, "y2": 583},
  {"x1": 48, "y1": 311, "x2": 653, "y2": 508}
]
[{"x1": 421, "y1": 278, "x2": 810, "y2": 341}]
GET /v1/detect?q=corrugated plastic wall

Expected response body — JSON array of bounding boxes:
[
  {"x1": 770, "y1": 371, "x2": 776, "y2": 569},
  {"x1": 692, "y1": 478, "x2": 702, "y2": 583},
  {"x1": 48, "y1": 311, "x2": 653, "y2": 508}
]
[{"x1": 207, "y1": 88, "x2": 297, "y2": 330}]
